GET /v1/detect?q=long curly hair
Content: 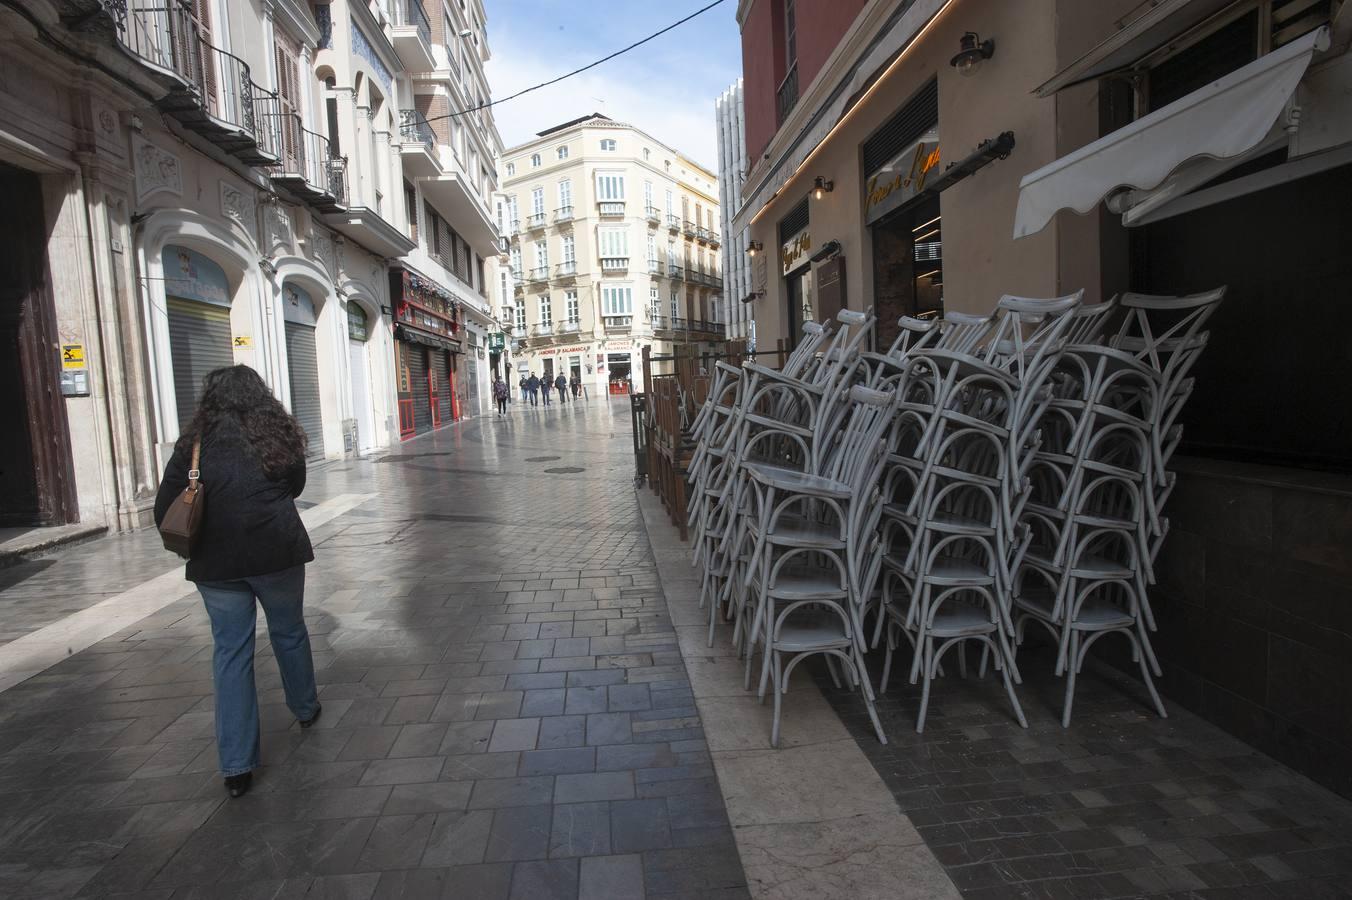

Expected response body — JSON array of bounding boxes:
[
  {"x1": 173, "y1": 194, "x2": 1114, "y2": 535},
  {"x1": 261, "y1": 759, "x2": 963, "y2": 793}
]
[{"x1": 176, "y1": 365, "x2": 308, "y2": 479}]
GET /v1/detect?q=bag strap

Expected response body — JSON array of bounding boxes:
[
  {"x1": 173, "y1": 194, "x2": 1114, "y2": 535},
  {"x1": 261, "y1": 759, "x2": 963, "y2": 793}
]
[{"x1": 188, "y1": 439, "x2": 201, "y2": 489}]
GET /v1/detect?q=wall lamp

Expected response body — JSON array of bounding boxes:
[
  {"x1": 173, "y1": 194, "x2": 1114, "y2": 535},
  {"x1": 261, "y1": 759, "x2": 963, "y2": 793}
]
[
  {"x1": 812, "y1": 176, "x2": 834, "y2": 200},
  {"x1": 747, "y1": 240, "x2": 764, "y2": 257},
  {"x1": 950, "y1": 32, "x2": 995, "y2": 77}
]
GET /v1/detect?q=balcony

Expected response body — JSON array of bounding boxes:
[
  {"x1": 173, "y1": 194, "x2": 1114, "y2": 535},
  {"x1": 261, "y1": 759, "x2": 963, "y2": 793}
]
[
  {"x1": 534, "y1": 322, "x2": 554, "y2": 337},
  {"x1": 650, "y1": 316, "x2": 724, "y2": 340},
  {"x1": 108, "y1": 2, "x2": 276, "y2": 165},
  {"x1": 398, "y1": 109, "x2": 439, "y2": 176},
  {"x1": 558, "y1": 320, "x2": 581, "y2": 335},
  {"x1": 598, "y1": 201, "x2": 626, "y2": 217},
  {"x1": 264, "y1": 112, "x2": 347, "y2": 213},
  {"x1": 778, "y1": 63, "x2": 799, "y2": 125},
  {"x1": 666, "y1": 214, "x2": 681, "y2": 232},
  {"x1": 554, "y1": 261, "x2": 578, "y2": 280},
  {"x1": 526, "y1": 212, "x2": 548, "y2": 230},
  {"x1": 603, "y1": 316, "x2": 633, "y2": 330},
  {"x1": 669, "y1": 264, "x2": 685, "y2": 281},
  {"x1": 683, "y1": 220, "x2": 698, "y2": 239},
  {"x1": 600, "y1": 257, "x2": 629, "y2": 273},
  {"x1": 709, "y1": 231, "x2": 721, "y2": 248},
  {"x1": 390, "y1": 0, "x2": 436, "y2": 73},
  {"x1": 554, "y1": 206, "x2": 574, "y2": 224},
  {"x1": 509, "y1": 219, "x2": 521, "y2": 235},
  {"x1": 645, "y1": 206, "x2": 661, "y2": 225},
  {"x1": 528, "y1": 266, "x2": 549, "y2": 283},
  {"x1": 647, "y1": 260, "x2": 664, "y2": 275},
  {"x1": 697, "y1": 226, "x2": 710, "y2": 243}
]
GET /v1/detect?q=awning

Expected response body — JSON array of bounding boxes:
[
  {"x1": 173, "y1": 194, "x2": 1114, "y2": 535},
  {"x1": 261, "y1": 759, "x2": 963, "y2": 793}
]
[
  {"x1": 1032, "y1": 0, "x2": 1240, "y2": 97},
  {"x1": 395, "y1": 324, "x2": 462, "y2": 354},
  {"x1": 1013, "y1": 26, "x2": 1329, "y2": 239}
]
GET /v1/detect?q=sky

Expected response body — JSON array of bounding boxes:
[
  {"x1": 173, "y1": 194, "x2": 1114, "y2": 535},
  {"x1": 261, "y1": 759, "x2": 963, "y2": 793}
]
[{"x1": 482, "y1": 0, "x2": 742, "y2": 170}]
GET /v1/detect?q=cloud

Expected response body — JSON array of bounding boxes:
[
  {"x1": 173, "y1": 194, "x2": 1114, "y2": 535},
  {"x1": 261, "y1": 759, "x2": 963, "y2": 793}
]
[{"x1": 484, "y1": 19, "x2": 734, "y2": 170}]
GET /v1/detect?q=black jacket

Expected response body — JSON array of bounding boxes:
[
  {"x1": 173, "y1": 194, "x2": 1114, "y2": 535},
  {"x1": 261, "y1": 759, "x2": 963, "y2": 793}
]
[{"x1": 154, "y1": 424, "x2": 314, "y2": 583}]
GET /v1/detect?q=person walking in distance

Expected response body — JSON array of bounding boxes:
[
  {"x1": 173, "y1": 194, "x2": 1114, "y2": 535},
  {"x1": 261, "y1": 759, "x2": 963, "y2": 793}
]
[
  {"x1": 570, "y1": 372, "x2": 581, "y2": 400},
  {"x1": 540, "y1": 371, "x2": 552, "y2": 405},
  {"x1": 555, "y1": 372, "x2": 568, "y2": 404},
  {"x1": 493, "y1": 375, "x2": 509, "y2": 416},
  {"x1": 526, "y1": 372, "x2": 540, "y2": 407},
  {"x1": 153, "y1": 365, "x2": 320, "y2": 799}
]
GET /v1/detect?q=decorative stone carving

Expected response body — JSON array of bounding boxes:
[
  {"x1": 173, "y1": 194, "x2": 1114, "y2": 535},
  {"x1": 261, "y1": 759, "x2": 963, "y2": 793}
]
[
  {"x1": 220, "y1": 181, "x2": 257, "y2": 238},
  {"x1": 266, "y1": 203, "x2": 292, "y2": 256},
  {"x1": 310, "y1": 225, "x2": 334, "y2": 276},
  {"x1": 132, "y1": 136, "x2": 181, "y2": 204}
]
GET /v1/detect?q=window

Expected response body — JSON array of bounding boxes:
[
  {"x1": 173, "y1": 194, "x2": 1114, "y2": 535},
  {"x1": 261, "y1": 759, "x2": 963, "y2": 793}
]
[
  {"x1": 596, "y1": 173, "x2": 625, "y2": 201},
  {"x1": 405, "y1": 181, "x2": 418, "y2": 241},
  {"x1": 499, "y1": 270, "x2": 509, "y2": 305},
  {"x1": 506, "y1": 162, "x2": 516, "y2": 176},
  {"x1": 513, "y1": 297, "x2": 526, "y2": 331},
  {"x1": 600, "y1": 138, "x2": 617, "y2": 151},
  {"x1": 601, "y1": 285, "x2": 633, "y2": 316},
  {"x1": 670, "y1": 289, "x2": 679, "y2": 320},
  {"x1": 598, "y1": 227, "x2": 628, "y2": 259},
  {"x1": 643, "y1": 148, "x2": 650, "y2": 161},
  {"x1": 531, "y1": 153, "x2": 541, "y2": 168},
  {"x1": 531, "y1": 187, "x2": 545, "y2": 216},
  {"x1": 558, "y1": 179, "x2": 572, "y2": 209},
  {"x1": 665, "y1": 189, "x2": 673, "y2": 214},
  {"x1": 508, "y1": 194, "x2": 520, "y2": 225},
  {"x1": 495, "y1": 197, "x2": 507, "y2": 232},
  {"x1": 557, "y1": 145, "x2": 569, "y2": 160},
  {"x1": 539, "y1": 293, "x2": 552, "y2": 324},
  {"x1": 644, "y1": 180, "x2": 653, "y2": 208},
  {"x1": 533, "y1": 239, "x2": 548, "y2": 268},
  {"x1": 425, "y1": 201, "x2": 441, "y2": 255},
  {"x1": 646, "y1": 234, "x2": 657, "y2": 266},
  {"x1": 561, "y1": 234, "x2": 576, "y2": 264},
  {"x1": 565, "y1": 290, "x2": 579, "y2": 323},
  {"x1": 509, "y1": 246, "x2": 521, "y2": 274},
  {"x1": 667, "y1": 240, "x2": 677, "y2": 266},
  {"x1": 649, "y1": 285, "x2": 659, "y2": 316}
]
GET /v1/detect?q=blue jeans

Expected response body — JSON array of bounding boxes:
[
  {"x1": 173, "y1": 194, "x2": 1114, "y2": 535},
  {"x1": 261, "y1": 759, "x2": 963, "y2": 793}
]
[{"x1": 196, "y1": 565, "x2": 319, "y2": 776}]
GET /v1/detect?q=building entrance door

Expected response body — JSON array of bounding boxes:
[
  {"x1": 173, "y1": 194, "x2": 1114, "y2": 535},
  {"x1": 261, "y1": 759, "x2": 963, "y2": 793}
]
[{"x1": 0, "y1": 164, "x2": 75, "y2": 526}]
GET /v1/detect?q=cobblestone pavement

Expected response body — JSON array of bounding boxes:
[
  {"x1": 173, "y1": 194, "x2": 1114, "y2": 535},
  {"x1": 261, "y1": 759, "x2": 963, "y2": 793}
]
[
  {"x1": 817, "y1": 643, "x2": 1352, "y2": 899},
  {"x1": 0, "y1": 397, "x2": 748, "y2": 899}
]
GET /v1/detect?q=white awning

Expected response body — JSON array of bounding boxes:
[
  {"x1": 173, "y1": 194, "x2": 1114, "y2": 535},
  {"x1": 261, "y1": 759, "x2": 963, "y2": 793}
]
[
  {"x1": 1013, "y1": 26, "x2": 1329, "y2": 240},
  {"x1": 1032, "y1": 0, "x2": 1240, "y2": 97}
]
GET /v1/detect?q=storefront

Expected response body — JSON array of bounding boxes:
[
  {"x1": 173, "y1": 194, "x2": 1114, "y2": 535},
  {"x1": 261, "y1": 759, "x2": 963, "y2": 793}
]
[
  {"x1": 863, "y1": 80, "x2": 943, "y2": 350},
  {"x1": 601, "y1": 339, "x2": 635, "y2": 394},
  {"x1": 777, "y1": 201, "x2": 813, "y2": 347},
  {"x1": 281, "y1": 282, "x2": 325, "y2": 457},
  {"x1": 346, "y1": 303, "x2": 375, "y2": 453},
  {"x1": 390, "y1": 268, "x2": 463, "y2": 439},
  {"x1": 162, "y1": 245, "x2": 235, "y2": 429}
]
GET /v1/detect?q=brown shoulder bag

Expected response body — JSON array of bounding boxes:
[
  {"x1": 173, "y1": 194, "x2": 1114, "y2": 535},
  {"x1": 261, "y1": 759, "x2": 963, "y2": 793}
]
[{"x1": 159, "y1": 439, "x2": 205, "y2": 558}]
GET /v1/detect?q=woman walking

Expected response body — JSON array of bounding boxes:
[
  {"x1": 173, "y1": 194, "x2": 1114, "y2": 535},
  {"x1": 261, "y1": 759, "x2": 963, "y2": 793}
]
[{"x1": 154, "y1": 366, "x2": 321, "y2": 799}]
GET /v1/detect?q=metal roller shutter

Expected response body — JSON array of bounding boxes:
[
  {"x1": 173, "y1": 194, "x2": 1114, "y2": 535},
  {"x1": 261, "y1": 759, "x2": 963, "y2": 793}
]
[
  {"x1": 407, "y1": 344, "x2": 431, "y2": 433},
  {"x1": 285, "y1": 321, "x2": 325, "y2": 457},
  {"x1": 435, "y1": 351, "x2": 452, "y2": 425},
  {"x1": 167, "y1": 297, "x2": 233, "y2": 430},
  {"x1": 861, "y1": 78, "x2": 939, "y2": 175}
]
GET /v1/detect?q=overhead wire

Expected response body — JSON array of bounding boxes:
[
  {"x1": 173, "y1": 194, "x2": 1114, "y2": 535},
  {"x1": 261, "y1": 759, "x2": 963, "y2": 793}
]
[{"x1": 422, "y1": 0, "x2": 730, "y2": 124}]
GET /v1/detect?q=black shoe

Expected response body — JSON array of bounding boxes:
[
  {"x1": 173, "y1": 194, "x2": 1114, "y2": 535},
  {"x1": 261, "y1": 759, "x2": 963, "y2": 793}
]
[
  {"x1": 225, "y1": 771, "x2": 252, "y2": 798},
  {"x1": 299, "y1": 704, "x2": 323, "y2": 729}
]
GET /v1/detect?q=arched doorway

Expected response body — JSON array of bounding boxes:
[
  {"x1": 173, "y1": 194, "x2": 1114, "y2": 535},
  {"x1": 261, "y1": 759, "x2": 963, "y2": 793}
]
[
  {"x1": 162, "y1": 244, "x2": 235, "y2": 428},
  {"x1": 346, "y1": 300, "x2": 375, "y2": 452},
  {"x1": 281, "y1": 281, "x2": 324, "y2": 457}
]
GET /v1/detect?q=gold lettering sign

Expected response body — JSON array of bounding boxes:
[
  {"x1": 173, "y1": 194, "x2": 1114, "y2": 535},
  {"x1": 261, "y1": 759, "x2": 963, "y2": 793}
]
[
  {"x1": 781, "y1": 230, "x2": 812, "y2": 276},
  {"x1": 865, "y1": 137, "x2": 941, "y2": 225}
]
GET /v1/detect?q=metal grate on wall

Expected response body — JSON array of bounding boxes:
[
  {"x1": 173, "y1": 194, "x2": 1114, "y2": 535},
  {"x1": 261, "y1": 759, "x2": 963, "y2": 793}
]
[
  {"x1": 861, "y1": 78, "x2": 938, "y2": 175},
  {"x1": 778, "y1": 198, "x2": 809, "y2": 243}
]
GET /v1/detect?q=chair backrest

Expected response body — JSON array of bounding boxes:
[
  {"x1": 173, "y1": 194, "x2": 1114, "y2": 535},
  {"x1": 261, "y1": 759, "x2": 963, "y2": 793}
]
[
  {"x1": 1062, "y1": 297, "x2": 1118, "y2": 346},
  {"x1": 1108, "y1": 287, "x2": 1226, "y2": 386},
  {"x1": 824, "y1": 383, "x2": 899, "y2": 490},
  {"x1": 985, "y1": 291, "x2": 1085, "y2": 390},
  {"x1": 936, "y1": 311, "x2": 995, "y2": 355},
  {"x1": 884, "y1": 316, "x2": 942, "y2": 358}
]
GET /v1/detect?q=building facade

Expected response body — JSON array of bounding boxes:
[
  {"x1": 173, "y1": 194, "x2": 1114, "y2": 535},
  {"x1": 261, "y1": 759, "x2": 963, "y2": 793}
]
[
  {"x1": 498, "y1": 114, "x2": 723, "y2": 394},
  {"x1": 732, "y1": 0, "x2": 1352, "y2": 797},
  {"x1": 716, "y1": 79, "x2": 755, "y2": 347},
  {"x1": 0, "y1": 0, "x2": 504, "y2": 534}
]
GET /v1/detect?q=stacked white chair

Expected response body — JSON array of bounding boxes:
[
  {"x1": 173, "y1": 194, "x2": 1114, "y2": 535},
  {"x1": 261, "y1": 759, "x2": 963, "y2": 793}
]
[
  {"x1": 875, "y1": 293, "x2": 1085, "y2": 733},
  {"x1": 1014, "y1": 288, "x2": 1225, "y2": 726}
]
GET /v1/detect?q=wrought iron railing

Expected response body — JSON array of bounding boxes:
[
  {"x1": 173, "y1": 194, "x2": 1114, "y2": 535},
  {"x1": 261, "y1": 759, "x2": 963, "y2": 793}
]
[
  {"x1": 529, "y1": 266, "x2": 549, "y2": 282},
  {"x1": 666, "y1": 214, "x2": 681, "y2": 231},
  {"x1": 398, "y1": 109, "x2": 435, "y2": 152},
  {"x1": 555, "y1": 261, "x2": 577, "y2": 277},
  {"x1": 527, "y1": 213, "x2": 548, "y2": 229},
  {"x1": 778, "y1": 63, "x2": 799, "y2": 124},
  {"x1": 645, "y1": 206, "x2": 662, "y2": 223},
  {"x1": 554, "y1": 206, "x2": 574, "y2": 223},
  {"x1": 669, "y1": 264, "x2": 685, "y2": 280}
]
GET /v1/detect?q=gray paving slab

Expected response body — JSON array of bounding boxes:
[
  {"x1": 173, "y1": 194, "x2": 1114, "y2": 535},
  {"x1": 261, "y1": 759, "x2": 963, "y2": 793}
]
[{"x1": 0, "y1": 399, "x2": 749, "y2": 898}]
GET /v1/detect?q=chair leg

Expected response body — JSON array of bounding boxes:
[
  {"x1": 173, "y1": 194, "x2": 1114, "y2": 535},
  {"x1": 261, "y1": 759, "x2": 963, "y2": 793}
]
[
  {"x1": 995, "y1": 637, "x2": 1028, "y2": 729},
  {"x1": 1061, "y1": 630, "x2": 1080, "y2": 728},
  {"x1": 770, "y1": 650, "x2": 784, "y2": 749},
  {"x1": 916, "y1": 639, "x2": 934, "y2": 734},
  {"x1": 879, "y1": 625, "x2": 895, "y2": 695},
  {"x1": 824, "y1": 654, "x2": 844, "y2": 689}
]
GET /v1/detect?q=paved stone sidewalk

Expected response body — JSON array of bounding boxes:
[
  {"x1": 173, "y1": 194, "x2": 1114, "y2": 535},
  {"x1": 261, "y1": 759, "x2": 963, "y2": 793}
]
[{"x1": 0, "y1": 398, "x2": 748, "y2": 899}]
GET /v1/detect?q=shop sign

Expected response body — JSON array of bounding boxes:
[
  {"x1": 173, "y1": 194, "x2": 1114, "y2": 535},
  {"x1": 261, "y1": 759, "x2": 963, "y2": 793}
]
[
  {"x1": 537, "y1": 344, "x2": 591, "y2": 357},
  {"x1": 865, "y1": 130, "x2": 940, "y2": 225},
  {"x1": 781, "y1": 229, "x2": 812, "y2": 276},
  {"x1": 488, "y1": 331, "x2": 506, "y2": 351}
]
